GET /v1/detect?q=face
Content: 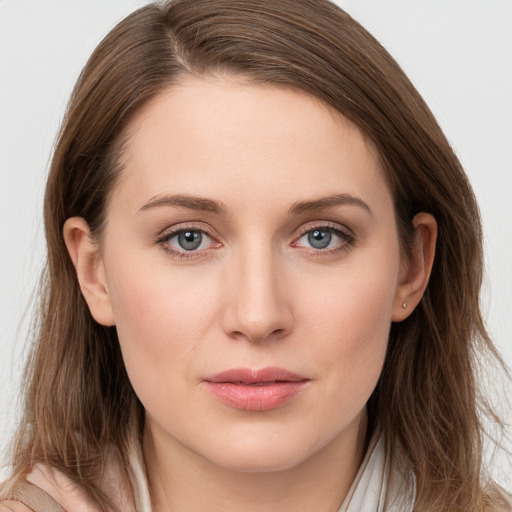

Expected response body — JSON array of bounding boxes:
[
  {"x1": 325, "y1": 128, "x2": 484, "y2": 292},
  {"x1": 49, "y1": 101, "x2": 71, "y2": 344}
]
[{"x1": 87, "y1": 78, "x2": 411, "y2": 472}]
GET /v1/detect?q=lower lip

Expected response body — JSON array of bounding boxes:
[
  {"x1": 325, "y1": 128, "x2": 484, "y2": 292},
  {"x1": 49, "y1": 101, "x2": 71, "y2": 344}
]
[{"x1": 203, "y1": 381, "x2": 307, "y2": 411}]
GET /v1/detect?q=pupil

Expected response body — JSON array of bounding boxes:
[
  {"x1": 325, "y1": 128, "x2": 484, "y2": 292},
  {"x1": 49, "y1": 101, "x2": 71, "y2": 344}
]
[
  {"x1": 308, "y1": 229, "x2": 331, "y2": 249},
  {"x1": 178, "y1": 231, "x2": 202, "y2": 250}
]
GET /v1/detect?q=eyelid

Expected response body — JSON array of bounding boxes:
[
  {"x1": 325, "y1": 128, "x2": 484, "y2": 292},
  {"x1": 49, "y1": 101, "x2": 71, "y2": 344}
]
[
  {"x1": 155, "y1": 222, "x2": 222, "y2": 259},
  {"x1": 294, "y1": 220, "x2": 354, "y2": 240},
  {"x1": 156, "y1": 221, "x2": 217, "y2": 240},
  {"x1": 291, "y1": 220, "x2": 355, "y2": 253},
  {"x1": 154, "y1": 220, "x2": 355, "y2": 260}
]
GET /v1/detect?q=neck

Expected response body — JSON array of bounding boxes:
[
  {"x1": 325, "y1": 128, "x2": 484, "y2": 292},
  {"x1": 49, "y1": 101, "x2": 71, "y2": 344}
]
[{"x1": 143, "y1": 413, "x2": 368, "y2": 512}]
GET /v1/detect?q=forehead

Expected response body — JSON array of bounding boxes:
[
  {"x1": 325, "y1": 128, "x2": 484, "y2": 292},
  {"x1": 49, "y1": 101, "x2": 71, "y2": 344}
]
[{"x1": 113, "y1": 77, "x2": 391, "y2": 217}]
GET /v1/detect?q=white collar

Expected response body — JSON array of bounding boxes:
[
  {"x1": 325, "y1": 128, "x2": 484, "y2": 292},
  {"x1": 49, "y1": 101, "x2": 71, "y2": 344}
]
[
  {"x1": 338, "y1": 433, "x2": 416, "y2": 512},
  {"x1": 130, "y1": 432, "x2": 416, "y2": 512}
]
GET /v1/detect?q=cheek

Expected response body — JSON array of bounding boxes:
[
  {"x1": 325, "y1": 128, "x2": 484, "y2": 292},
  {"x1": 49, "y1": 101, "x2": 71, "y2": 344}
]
[
  {"x1": 102, "y1": 251, "x2": 221, "y2": 401},
  {"x1": 304, "y1": 250, "x2": 398, "y2": 345},
  {"x1": 300, "y1": 249, "x2": 400, "y2": 404},
  {"x1": 106, "y1": 250, "x2": 214, "y2": 342}
]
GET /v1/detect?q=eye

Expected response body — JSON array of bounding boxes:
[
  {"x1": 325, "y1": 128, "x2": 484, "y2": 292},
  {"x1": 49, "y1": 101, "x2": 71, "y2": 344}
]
[
  {"x1": 306, "y1": 229, "x2": 334, "y2": 249},
  {"x1": 173, "y1": 230, "x2": 206, "y2": 251},
  {"x1": 292, "y1": 224, "x2": 354, "y2": 253},
  {"x1": 157, "y1": 226, "x2": 221, "y2": 258}
]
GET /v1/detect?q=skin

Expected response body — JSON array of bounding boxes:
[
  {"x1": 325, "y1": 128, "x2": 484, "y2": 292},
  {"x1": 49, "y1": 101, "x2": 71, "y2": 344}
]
[{"x1": 64, "y1": 78, "x2": 436, "y2": 512}]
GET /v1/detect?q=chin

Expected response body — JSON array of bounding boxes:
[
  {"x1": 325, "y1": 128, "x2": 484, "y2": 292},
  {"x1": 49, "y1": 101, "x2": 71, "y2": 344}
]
[
  {"x1": 213, "y1": 452, "x2": 306, "y2": 473},
  {"x1": 201, "y1": 435, "x2": 312, "y2": 473}
]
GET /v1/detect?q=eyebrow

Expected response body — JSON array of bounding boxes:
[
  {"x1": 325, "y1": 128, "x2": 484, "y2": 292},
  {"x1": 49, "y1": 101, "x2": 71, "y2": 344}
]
[
  {"x1": 138, "y1": 192, "x2": 372, "y2": 217},
  {"x1": 288, "y1": 193, "x2": 373, "y2": 217},
  {"x1": 138, "y1": 194, "x2": 227, "y2": 215}
]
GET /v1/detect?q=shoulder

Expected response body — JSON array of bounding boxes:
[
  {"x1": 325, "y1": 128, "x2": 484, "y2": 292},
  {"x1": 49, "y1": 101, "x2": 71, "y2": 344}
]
[
  {"x1": 1, "y1": 455, "x2": 137, "y2": 512},
  {"x1": 1, "y1": 467, "x2": 97, "y2": 512},
  {"x1": 0, "y1": 477, "x2": 65, "y2": 512},
  {"x1": 476, "y1": 484, "x2": 512, "y2": 512},
  {"x1": 497, "y1": 490, "x2": 512, "y2": 511},
  {"x1": 0, "y1": 501, "x2": 35, "y2": 512},
  {"x1": 488, "y1": 485, "x2": 512, "y2": 512}
]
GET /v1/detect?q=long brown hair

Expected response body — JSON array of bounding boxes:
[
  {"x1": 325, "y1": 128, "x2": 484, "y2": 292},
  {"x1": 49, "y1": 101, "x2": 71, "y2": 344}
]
[{"x1": 2, "y1": 0, "x2": 509, "y2": 510}]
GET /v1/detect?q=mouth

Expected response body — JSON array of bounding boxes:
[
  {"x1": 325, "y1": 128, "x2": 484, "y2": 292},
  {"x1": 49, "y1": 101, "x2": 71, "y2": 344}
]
[{"x1": 203, "y1": 367, "x2": 309, "y2": 411}]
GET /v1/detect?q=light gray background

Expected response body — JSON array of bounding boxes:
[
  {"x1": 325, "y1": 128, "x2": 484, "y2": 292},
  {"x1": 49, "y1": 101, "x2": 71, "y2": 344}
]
[{"x1": 1, "y1": 0, "x2": 511, "y2": 483}]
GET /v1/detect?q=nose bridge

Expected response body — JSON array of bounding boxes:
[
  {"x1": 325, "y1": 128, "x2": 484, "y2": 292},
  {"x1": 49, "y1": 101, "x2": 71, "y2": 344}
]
[{"x1": 222, "y1": 237, "x2": 292, "y2": 342}]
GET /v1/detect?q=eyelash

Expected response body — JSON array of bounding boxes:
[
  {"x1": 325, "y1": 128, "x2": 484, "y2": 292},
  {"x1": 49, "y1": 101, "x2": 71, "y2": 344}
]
[
  {"x1": 156, "y1": 223, "x2": 220, "y2": 260},
  {"x1": 155, "y1": 221, "x2": 355, "y2": 260},
  {"x1": 292, "y1": 221, "x2": 355, "y2": 256}
]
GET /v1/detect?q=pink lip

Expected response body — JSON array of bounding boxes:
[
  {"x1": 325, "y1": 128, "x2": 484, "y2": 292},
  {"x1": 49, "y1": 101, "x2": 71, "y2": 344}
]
[{"x1": 203, "y1": 367, "x2": 309, "y2": 411}]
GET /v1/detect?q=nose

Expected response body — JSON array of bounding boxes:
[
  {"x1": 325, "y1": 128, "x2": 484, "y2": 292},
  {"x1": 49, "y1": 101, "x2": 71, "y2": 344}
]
[{"x1": 221, "y1": 244, "x2": 294, "y2": 343}]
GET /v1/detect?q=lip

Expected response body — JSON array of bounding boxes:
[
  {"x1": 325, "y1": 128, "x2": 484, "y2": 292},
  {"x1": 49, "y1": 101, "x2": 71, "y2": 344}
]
[{"x1": 203, "y1": 367, "x2": 309, "y2": 411}]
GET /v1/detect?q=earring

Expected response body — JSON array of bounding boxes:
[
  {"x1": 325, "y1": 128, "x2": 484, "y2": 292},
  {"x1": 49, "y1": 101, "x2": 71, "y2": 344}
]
[{"x1": 401, "y1": 302, "x2": 407, "y2": 309}]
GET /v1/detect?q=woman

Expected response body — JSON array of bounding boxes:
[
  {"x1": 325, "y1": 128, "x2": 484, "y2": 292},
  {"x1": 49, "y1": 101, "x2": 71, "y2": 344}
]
[{"x1": 1, "y1": 0, "x2": 510, "y2": 510}]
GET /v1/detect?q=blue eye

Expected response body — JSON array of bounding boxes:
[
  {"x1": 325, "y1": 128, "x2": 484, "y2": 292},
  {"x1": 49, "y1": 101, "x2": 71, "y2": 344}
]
[
  {"x1": 307, "y1": 229, "x2": 332, "y2": 249},
  {"x1": 159, "y1": 228, "x2": 217, "y2": 257},
  {"x1": 175, "y1": 230, "x2": 203, "y2": 251},
  {"x1": 295, "y1": 225, "x2": 353, "y2": 252}
]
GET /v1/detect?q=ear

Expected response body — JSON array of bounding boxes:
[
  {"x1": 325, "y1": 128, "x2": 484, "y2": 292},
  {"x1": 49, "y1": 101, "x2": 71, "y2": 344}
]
[
  {"x1": 63, "y1": 217, "x2": 115, "y2": 326},
  {"x1": 392, "y1": 212, "x2": 437, "y2": 322}
]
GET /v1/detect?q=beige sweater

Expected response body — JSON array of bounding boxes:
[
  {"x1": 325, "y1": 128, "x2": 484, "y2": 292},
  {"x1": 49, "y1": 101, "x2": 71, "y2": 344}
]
[{"x1": 1, "y1": 434, "x2": 510, "y2": 511}]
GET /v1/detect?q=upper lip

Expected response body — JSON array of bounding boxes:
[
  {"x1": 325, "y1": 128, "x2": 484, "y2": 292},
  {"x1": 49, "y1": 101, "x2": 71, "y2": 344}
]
[{"x1": 205, "y1": 367, "x2": 308, "y2": 384}]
